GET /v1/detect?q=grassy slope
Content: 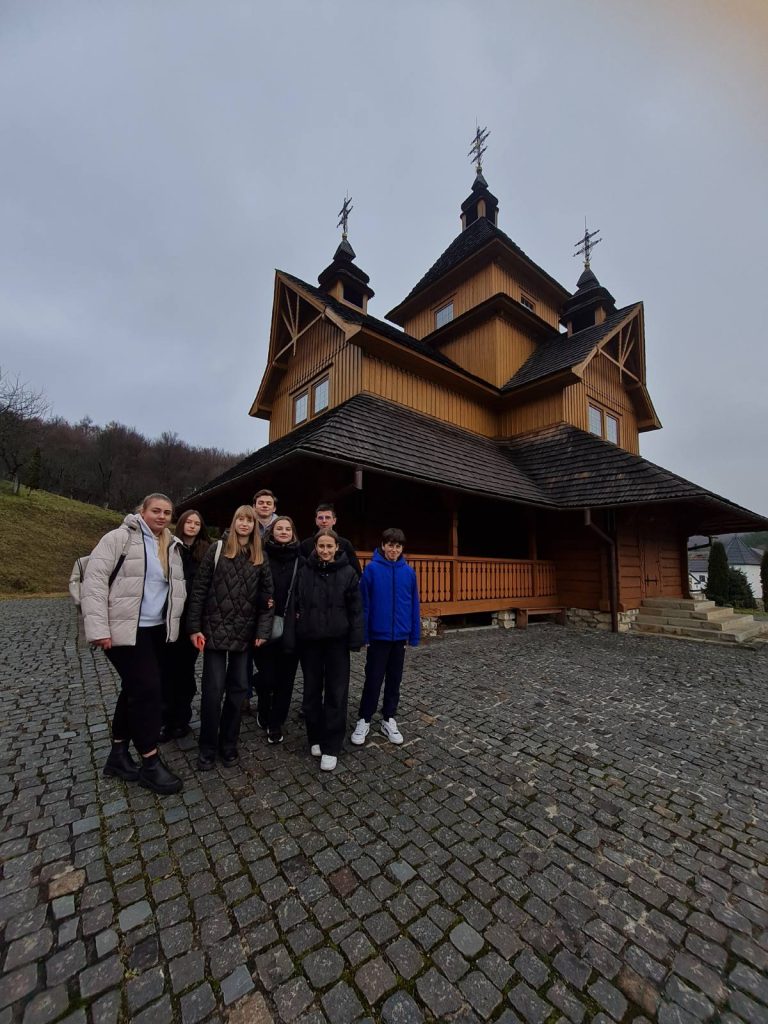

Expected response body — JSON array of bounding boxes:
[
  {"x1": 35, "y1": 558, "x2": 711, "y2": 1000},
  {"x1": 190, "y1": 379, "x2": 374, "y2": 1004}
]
[{"x1": 0, "y1": 482, "x2": 122, "y2": 596}]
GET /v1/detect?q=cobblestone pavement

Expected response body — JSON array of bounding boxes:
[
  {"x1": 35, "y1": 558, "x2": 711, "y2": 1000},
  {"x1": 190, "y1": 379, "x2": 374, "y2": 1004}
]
[{"x1": 1, "y1": 599, "x2": 767, "y2": 1024}]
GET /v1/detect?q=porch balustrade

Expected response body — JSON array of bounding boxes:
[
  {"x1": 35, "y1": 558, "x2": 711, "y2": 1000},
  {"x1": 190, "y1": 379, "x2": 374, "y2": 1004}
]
[{"x1": 358, "y1": 553, "x2": 558, "y2": 615}]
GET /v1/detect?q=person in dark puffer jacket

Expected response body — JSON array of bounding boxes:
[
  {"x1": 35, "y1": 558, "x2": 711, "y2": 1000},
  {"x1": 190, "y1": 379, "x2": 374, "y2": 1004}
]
[
  {"x1": 254, "y1": 516, "x2": 304, "y2": 745},
  {"x1": 295, "y1": 529, "x2": 363, "y2": 772},
  {"x1": 187, "y1": 505, "x2": 274, "y2": 770}
]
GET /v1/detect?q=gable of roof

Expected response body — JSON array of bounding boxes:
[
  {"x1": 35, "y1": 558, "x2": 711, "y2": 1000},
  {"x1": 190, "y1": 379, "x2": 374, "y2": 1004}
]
[
  {"x1": 386, "y1": 218, "x2": 569, "y2": 321},
  {"x1": 277, "y1": 270, "x2": 471, "y2": 374},
  {"x1": 501, "y1": 304, "x2": 640, "y2": 392},
  {"x1": 721, "y1": 534, "x2": 763, "y2": 566}
]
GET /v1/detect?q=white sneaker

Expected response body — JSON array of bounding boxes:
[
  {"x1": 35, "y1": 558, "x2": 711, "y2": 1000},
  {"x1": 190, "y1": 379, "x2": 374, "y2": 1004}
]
[
  {"x1": 350, "y1": 719, "x2": 370, "y2": 746},
  {"x1": 310, "y1": 744, "x2": 321, "y2": 757},
  {"x1": 381, "y1": 718, "x2": 403, "y2": 744},
  {"x1": 320, "y1": 754, "x2": 337, "y2": 771}
]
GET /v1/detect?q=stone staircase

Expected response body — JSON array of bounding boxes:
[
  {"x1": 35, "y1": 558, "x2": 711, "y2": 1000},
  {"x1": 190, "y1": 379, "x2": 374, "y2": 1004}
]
[{"x1": 634, "y1": 597, "x2": 767, "y2": 644}]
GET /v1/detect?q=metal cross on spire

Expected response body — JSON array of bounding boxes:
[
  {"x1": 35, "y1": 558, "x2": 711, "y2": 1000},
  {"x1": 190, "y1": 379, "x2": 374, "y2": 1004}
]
[
  {"x1": 573, "y1": 218, "x2": 602, "y2": 269},
  {"x1": 337, "y1": 195, "x2": 353, "y2": 240},
  {"x1": 468, "y1": 125, "x2": 490, "y2": 175}
]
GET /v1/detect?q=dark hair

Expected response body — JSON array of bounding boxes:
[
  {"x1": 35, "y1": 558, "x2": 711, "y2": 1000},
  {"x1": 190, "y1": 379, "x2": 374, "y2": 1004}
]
[
  {"x1": 381, "y1": 528, "x2": 406, "y2": 547},
  {"x1": 314, "y1": 528, "x2": 339, "y2": 545},
  {"x1": 315, "y1": 503, "x2": 336, "y2": 515},
  {"x1": 253, "y1": 489, "x2": 277, "y2": 503},
  {"x1": 175, "y1": 510, "x2": 211, "y2": 563}
]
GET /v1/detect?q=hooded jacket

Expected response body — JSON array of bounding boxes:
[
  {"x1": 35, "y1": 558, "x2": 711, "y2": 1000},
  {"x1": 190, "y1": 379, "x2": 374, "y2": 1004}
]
[
  {"x1": 81, "y1": 514, "x2": 186, "y2": 646},
  {"x1": 294, "y1": 551, "x2": 364, "y2": 647},
  {"x1": 186, "y1": 543, "x2": 274, "y2": 651},
  {"x1": 360, "y1": 548, "x2": 421, "y2": 645}
]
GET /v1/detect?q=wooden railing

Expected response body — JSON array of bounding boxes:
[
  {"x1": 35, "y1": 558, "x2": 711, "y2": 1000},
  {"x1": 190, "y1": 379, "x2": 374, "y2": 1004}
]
[{"x1": 358, "y1": 553, "x2": 557, "y2": 612}]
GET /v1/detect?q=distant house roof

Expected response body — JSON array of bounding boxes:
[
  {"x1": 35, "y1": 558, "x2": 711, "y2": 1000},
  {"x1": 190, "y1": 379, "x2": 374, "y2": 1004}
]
[
  {"x1": 387, "y1": 218, "x2": 569, "y2": 318},
  {"x1": 721, "y1": 534, "x2": 763, "y2": 566},
  {"x1": 184, "y1": 395, "x2": 768, "y2": 533},
  {"x1": 688, "y1": 555, "x2": 708, "y2": 573},
  {"x1": 501, "y1": 304, "x2": 640, "y2": 392}
]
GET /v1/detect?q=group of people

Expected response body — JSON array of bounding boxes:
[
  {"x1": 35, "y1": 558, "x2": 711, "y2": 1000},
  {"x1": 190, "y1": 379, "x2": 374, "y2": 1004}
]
[{"x1": 80, "y1": 490, "x2": 421, "y2": 795}]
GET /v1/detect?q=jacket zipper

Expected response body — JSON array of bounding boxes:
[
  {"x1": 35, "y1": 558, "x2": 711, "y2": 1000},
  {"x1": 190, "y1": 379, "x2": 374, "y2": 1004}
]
[{"x1": 135, "y1": 529, "x2": 146, "y2": 639}]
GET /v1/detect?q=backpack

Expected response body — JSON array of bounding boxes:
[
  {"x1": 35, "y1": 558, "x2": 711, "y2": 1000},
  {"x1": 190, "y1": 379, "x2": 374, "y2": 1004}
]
[{"x1": 69, "y1": 531, "x2": 132, "y2": 608}]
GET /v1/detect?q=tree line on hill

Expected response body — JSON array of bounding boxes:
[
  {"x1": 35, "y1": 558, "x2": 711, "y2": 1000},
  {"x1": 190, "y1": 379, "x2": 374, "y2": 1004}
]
[{"x1": 0, "y1": 367, "x2": 244, "y2": 511}]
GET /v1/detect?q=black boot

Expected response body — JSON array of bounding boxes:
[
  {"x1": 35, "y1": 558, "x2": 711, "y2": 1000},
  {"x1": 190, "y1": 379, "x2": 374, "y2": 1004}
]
[
  {"x1": 103, "y1": 742, "x2": 140, "y2": 781},
  {"x1": 138, "y1": 753, "x2": 183, "y2": 795}
]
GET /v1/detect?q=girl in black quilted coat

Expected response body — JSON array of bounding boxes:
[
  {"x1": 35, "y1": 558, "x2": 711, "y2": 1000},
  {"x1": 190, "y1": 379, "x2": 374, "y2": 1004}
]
[
  {"x1": 187, "y1": 506, "x2": 274, "y2": 770},
  {"x1": 254, "y1": 516, "x2": 304, "y2": 745},
  {"x1": 295, "y1": 529, "x2": 363, "y2": 772}
]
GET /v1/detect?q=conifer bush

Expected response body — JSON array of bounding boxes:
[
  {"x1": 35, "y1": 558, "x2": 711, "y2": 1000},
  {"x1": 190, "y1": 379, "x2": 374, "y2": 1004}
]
[
  {"x1": 761, "y1": 549, "x2": 768, "y2": 612},
  {"x1": 727, "y1": 568, "x2": 755, "y2": 609},
  {"x1": 705, "y1": 541, "x2": 729, "y2": 606}
]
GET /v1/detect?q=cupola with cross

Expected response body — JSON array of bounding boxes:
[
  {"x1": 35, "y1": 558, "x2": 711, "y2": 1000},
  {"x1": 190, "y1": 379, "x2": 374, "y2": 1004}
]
[
  {"x1": 317, "y1": 195, "x2": 374, "y2": 314},
  {"x1": 560, "y1": 222, "x2": 617, "y2": 335}
]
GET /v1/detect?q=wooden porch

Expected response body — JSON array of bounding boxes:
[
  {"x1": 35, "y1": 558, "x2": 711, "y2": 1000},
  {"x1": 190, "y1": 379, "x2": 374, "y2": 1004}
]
[{"x1": 359, "y1": 553, "x2": 558, "y2": 617}]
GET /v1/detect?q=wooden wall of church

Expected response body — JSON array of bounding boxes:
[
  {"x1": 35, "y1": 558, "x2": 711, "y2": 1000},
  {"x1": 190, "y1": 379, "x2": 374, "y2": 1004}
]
[
  {"x1": 403, "y1": 265, "x2": 498, "y2": 339},
  {"x1": 361, "y1": 355, "x2": 498, "y2": 436},
  {"x1": 582, "y1": 353, "x2": 640, "y2": 454},
  {"x1": 617, "y1": 511, "x2": 685, "y2": 606},
  {"x1": 491, "y1": 263, "x2": 560, "y2": 329},
  {"x1": 268, "y1": 320, "x2": 354, "y2": 441},
  {"x1": 498, "y1": 392, "x2": 565, "y2": 436},
  {"x1": 537, "y1": 511, "x2": 607, "y2": 609}
]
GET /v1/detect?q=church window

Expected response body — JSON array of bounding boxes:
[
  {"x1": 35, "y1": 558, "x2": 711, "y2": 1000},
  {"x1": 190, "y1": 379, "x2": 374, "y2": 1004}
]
[
  {"x1": 294, "y1": 391, "x2": 308, "y2": 425},
  {"x1": 588, "y1": 404, "x2": 603, "y2": 436},
  {"x1": 313, "y1": 377, "x2": 329, "y2": 414},
  {"x1": 606, "y1": 413, "x2": 619, "y2": 445},
  {"x1": 520, "y1": 294, "x2": 535, "y2": 312},
  {"x1": 434, "y1": 302, "x2": 454, "y2": 329}
]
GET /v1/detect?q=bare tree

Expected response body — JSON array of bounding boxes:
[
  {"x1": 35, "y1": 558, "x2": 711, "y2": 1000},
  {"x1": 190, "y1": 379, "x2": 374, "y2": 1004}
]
[{"x1": 0, "y1": 367, "x2": 50, "y2": 494}]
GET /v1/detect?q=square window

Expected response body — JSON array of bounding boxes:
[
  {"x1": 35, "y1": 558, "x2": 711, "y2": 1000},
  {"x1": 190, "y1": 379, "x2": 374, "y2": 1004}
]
[
  {"x1": 294, "y1": 392, "x2": 308, "y2": 425},
  {"x1": 605, "y1": 414, "x2": 619, "y2": 445},
  {"x1": 520, "y1": 294, "x2": 535, "y2": 312},
  {"x1": 588, "y1": 405, "x2": 603, "y2": 436},
  {"x1": 434, "y1": 302, "x2": 454, "y2": 329},
  {"x1": 313, "y1": 377, "x2": 329, "y2": 414}
]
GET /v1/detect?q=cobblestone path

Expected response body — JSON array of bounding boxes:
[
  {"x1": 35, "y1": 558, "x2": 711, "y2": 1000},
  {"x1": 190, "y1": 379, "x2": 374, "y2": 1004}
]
[{"x1": 1, "y1": 598, "x2": 767, "y2": 1024}]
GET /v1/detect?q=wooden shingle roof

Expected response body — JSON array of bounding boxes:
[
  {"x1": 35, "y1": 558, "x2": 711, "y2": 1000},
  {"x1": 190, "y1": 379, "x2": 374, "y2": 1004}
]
[
  {"x1": 184, "y1": 395, "x2": 768, "y2": 532},
  {"x1": 387, "y1": 218, "x2": 569, "y2": 317},
  {"x1": 501, "y1": 304, "x2": 640, "y2": 392}
]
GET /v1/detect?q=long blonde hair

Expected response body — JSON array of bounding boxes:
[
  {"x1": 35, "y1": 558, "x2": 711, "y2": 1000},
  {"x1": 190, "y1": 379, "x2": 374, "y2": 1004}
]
[
  {"x1": 140, "y1": 492, "x2": 174, "y2": 578},
  {"x1": 223, "y1": 505, "x2": 264, "y2": 565}
]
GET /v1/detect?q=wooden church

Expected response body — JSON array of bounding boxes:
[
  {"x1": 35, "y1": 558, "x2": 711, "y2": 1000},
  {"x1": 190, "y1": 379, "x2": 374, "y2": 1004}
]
[{"x1": 182, "y1": 133, "x2": 766, "y2": 630}]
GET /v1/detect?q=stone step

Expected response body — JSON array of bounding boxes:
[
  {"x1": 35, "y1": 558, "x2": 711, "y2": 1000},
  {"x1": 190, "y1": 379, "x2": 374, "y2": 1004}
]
[
  {"x1": 641, "y1": 597, "x2": 715, "y2": 610},
  {"x1": 636, "y1": 613, "x2": 758, "y2": 633},
  {"x1": 638, "y1": 604, "x2": 732, "y2": 622},
  {"x1": 634, "y1": 620, "x2": 765, "y2": 643}
]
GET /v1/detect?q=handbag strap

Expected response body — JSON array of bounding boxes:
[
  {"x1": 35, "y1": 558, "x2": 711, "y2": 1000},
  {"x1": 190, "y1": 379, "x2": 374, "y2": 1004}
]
[{"x1": 283, "y1": 558, "x2": 299, "y2": 611}]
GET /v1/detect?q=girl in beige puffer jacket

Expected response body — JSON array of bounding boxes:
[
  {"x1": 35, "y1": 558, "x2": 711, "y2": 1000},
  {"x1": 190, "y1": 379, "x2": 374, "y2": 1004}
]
[{"x1": 81, "y1": 493, "x2": 187, "y2": 795}]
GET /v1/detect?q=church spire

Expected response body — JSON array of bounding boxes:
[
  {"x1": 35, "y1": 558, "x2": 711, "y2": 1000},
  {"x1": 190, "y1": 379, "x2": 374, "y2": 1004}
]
[
  {"x1": 560, "y1": 218, "x2": 616, "y2": 333},
  {"x1": 461, "y1": 125, "x2": 499, "y2": 230},
  {"x1": 318, "y1": 194, "x2": 374, "y2": 312}
]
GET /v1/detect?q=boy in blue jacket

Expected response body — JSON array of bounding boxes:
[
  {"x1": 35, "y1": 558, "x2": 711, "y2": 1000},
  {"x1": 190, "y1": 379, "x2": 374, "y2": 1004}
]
[{"x1": 351, "y1": 528, "x2": 420, "y2": 746}]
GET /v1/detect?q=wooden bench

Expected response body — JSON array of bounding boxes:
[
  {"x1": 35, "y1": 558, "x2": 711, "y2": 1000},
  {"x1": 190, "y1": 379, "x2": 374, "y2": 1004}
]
[{"x1": 512, "y1": 606, "x2": 567, "y2": 629}]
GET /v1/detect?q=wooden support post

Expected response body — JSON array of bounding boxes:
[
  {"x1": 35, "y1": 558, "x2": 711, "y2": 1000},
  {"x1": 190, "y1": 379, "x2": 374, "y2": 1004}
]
[{"x1": 450, "y1": 500, "x2": 459, "y2": 603}]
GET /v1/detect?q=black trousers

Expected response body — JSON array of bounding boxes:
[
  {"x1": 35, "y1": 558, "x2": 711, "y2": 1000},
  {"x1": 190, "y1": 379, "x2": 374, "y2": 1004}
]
[
  {"x1": 254, "y1": 643, "x2": 300, "y2": 733},
  {"x1": 105, "y1": 625, "x2": 169, "y2": 755},
  {"x1": 359, "y1": 640, "x2": 406, "y2": 722},
  {"x1": 300, "y1": 639, "x2": 350, "y2": 756},
  {"x1": 198, "y1": 649, "x2": 248, "y2": 757},
  {"x1": 163, "y1": 635, "x2": 199, "y2": 730}
]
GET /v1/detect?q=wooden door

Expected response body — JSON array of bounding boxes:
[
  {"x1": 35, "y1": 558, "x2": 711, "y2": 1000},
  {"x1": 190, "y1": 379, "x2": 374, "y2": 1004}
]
[{"x1": 640, "y1": 531, "x2": 663, "y2": 597}]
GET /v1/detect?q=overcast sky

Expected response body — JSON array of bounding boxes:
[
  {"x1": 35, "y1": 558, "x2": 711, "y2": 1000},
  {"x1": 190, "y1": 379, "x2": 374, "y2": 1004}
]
[{"x1": 1, "y1": 0, "x2": 767, "y2": 515}]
